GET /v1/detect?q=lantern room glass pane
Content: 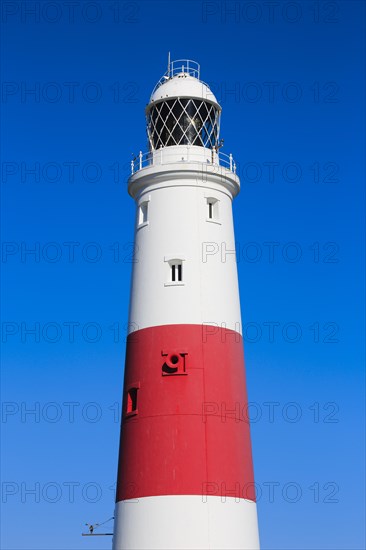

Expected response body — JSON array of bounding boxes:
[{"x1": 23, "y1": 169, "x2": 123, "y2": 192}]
[{"x1": 147, "y1": 98, "x2": 220, "y2": 150}]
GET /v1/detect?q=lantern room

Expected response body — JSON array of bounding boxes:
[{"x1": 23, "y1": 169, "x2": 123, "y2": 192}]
[{"x1": 146, "y1": 59, "x2": 221, "y2": 151}]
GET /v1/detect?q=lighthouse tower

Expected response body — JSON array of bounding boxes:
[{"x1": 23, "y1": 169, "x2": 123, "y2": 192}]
[{"x1": 113, "y1": 59, "x2": 260, "y2": 550}]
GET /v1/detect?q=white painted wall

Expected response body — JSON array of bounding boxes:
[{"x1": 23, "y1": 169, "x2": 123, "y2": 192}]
[
  {"x1": 113, "y1": 495, "x2": 260, "y2": 550},
  {"x1": 127, "y1": 159, "x2": 243, "y2": 334}
]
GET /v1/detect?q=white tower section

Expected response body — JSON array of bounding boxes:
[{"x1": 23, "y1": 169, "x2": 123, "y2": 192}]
[{"x1": 128, "y1": 60, "x2": 242, "y2": 335}]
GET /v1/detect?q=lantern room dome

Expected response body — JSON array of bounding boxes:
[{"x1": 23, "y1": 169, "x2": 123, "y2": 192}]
[{"x1": 149, "y1": 73, "x2": 219, "y2": 106}]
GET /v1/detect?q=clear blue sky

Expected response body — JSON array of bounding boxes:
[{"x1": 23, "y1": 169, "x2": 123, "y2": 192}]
[{"x1": 1, "y1": 1, "x2": 365, "y2": 549}]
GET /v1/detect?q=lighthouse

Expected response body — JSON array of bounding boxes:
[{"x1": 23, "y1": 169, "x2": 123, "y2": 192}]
[{"x1": 112, "y1": 59, "x2": 260, "y2": 550}]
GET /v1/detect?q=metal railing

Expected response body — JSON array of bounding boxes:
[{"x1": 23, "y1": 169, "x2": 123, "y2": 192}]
[
  {"x1": 168, "y1": 59, "x2": 200, "y2": 79},
  {"x1": 151, "y1": 59, "x2": 201, "y2": 96},
  {"x1": 130, "y1": 149, "x2": 237, "y2": 176}
]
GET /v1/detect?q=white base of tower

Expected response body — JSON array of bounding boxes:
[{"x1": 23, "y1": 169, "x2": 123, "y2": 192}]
[{"x1": 113, "y1": 495, "x2": 260, "y2": 550}]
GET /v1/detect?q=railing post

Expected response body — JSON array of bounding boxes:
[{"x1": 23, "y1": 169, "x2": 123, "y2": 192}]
[
  {"x1": 234, "y1": 162, "x2": 236, "y2": 174},
  {"x1": 229, "y1": 153, "x2": 233, "y2": 172},
  {"x1": 139, "y1": 151, "x2": 142, "y2": 170},
  {"x1": 131, "y1": 159, "x2": 134, "y2": 174}
]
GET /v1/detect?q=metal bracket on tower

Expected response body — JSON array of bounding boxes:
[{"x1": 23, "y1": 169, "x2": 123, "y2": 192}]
[{"x1": 82, "y1": 517, "x2": 114, "y2": 537}]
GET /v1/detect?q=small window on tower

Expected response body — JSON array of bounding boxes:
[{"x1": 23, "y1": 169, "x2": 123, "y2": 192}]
[
  {"x1": 206, "y1": 197, "x2": 219, "y2": 222},
  {"x1": 164, "y1": 256, "x2": 185, "y2": 286},
  {"x1": 138, "y1": 201, "x2": 148, "y2": 226},
  {"x1": 208, "y1": 200, "x2": 214, "y2": 219},
  {"x1": 125, "y1": 387, "x2": 138, "y2": 416},
  {"x1": 171, "y1": 262, "x2": 183, "y2": 282}
]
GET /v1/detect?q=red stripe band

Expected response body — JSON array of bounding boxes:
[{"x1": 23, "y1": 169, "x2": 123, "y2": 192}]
[{"x1": 116, "y1": 324, "x2": 256, "y2": 502}]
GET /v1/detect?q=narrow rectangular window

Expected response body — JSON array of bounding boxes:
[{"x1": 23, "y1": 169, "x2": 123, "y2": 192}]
[
  {"x1": 208, "y1": 201, "x2": 213, "y2": 219},
  {"x1": 171, "y1": 262, "x2": 182, "y2": 282},
  {"x1": 126, "y1": 387, "x2": 138, "y2": 414},
  {"x1": 206, "y1": 197, "x2": 219, "y2": 221},
  {"x1": 138, "y1": 202, "x2": 148, "y2": 225}
]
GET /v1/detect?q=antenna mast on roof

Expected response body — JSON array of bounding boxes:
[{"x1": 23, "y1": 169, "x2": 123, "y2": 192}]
[{"x1": 167, "y1": 52, "x2": 171, "y2": 78}]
